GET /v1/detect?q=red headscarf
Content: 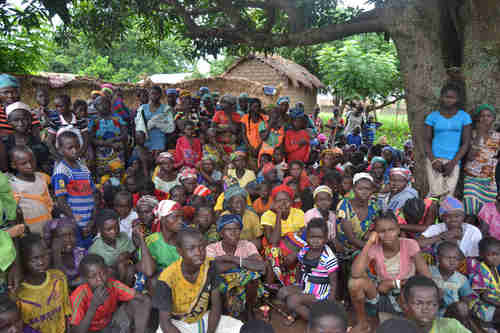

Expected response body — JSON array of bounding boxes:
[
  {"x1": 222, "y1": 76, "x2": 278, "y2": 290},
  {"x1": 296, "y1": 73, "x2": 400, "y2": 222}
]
[{"x1": 271, "y1": 184, "x2": 295, "y2": 201}]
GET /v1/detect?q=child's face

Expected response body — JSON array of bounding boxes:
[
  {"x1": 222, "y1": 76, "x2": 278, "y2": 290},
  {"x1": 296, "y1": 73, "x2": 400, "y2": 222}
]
[
  {"x1": 315, "y1": 192, "x2": 332, "y2": 211},
  {"x1": 308, "y1": 315, "x2": 346, "y2": 333},
  {"x1": 171, "y1": 188, "x2": 187, "y2": 205},
  {"x1": 306, "y1": 227, "x2": 327, "y2": 250},
  {"x1": 404, "y1": 286, "x2": 439, "y2": 326},
  {"x1": 322, "y1": 153, "x2": 336, "y2": 168},
  {"x1": 75, "y1": 105, "x2": 87, "y2": 118},
  {"x1": 260, "y1": 155, "x2": 272, "y2": 167},
  {"x1": 136, "y1": 205, "x2": 155, "y2": 226},
  {"x1": 258, "y1": 184, "x2": 271, "y2": 199},
  {"x1": 484, "y1": 244, "x2": 500, "y2": 267},
  {"x1": 201, "y1": 159, "x2": 214, "y2": 174},
  {"x1": 289, "y1": 163, "x2": 302, "y2": 179},
  {"x1": 206, "y1": 129, "x2": 217, "y2": 142},
  {"x1": 36, "y1": 89, "x2": 49, "y2": 107},
  {"x1": 182, "y1": 178, "x2": 197, "y2": 194},
  {"x1": 229, "y1": 195, "x2": 246, "y2": 216},
  {"x1": 184, "y1": 125, "x2": 195, "y2": 137},
  {"x1": 25, "y1": 242, "x2": 50, "y2": 276},
  {"x1": 54, "y1": 97, "x2": 69, "y2": 114},
  {"x1": 371, "y1": 162, "x2": 385, "y2": 179},
  {"x1": 389, "y1": 174, "x2": 407, "y2": 195},
  {"x1": 273, "y1": 150, "x2": 284, "y2": 163},
  {"x1": 194, "y1": 208, "x2": 214, "y2": 229},
  {"x1": 84, "y1": 263, "x2": 109, "y2": 290},
  {"x1": 114, "y1": 197, "x2": 132, "y2": 219},
  {"x1": 55, "y1": 226, "x2": 77, "y2": 254},
  {"x1": 443, "y1": 211, "x2": 465, "y2": 231},
  {"x1": 8, "y1": 109, "x2": 30, "y2": 133},
  {"x1": 438, "y1": 247, "x2": 461, "y2": 273},
  {"x1": 12, "y1": 151, "x2": 35, "y2": 176},
  {"x1": 293, "y1": 117, "x2": 306, "y2": 130},
  {"x1": 60, "y1": 136, "x2": 80, "y2": 162},
  {"x1": 0, "y1": 309, "x2": 23, "y2": 333},
  {"x1": 125, "y1": 177, "x2": 138, "y2": 194},
  {"x1": 100, "y1": 219, "x2": 119, "y2": 246},
  {"x1": 159, "y1": 159, "x2": 174, "y2": 173},
  {"x1": 342, "y1": 177, "x2": 353, "y2": 194},
  {"x1": 382, "y1": 150, "x2": 393, "y2": 162},
  {"x1": 233, "y1": 156, "x2": 246, "y2": 170},
  {"x1": 135, "y1": 132, "x2": 146, "y2": 146},
  {"x1": 264, "y1": 169, "x2": 278, "y2": 183}
]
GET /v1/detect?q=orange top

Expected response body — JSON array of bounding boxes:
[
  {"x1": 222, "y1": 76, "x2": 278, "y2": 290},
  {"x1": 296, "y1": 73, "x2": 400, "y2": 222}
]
[{"x1": 241, "y1": 114, "x2": 268, "y2": 149}]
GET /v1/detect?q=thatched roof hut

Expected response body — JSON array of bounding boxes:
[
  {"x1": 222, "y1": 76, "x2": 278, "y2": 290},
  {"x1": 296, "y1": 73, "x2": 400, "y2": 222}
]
[{"x1": 222, "y1": 54, "x2": 324, "y2": 113}]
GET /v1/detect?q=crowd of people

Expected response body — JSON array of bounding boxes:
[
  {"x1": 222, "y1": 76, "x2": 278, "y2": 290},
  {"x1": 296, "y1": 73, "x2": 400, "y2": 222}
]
[{"x1": 0, "y1": 72, "x2": 499, "y2": 333}]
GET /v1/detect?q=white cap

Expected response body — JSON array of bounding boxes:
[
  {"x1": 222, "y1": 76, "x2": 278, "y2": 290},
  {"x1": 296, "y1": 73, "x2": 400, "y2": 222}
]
[
  {"x1": 353, "y1": 172, "x2": 374, "y2": 185},
  {"x1": 5, "y1": 102, "x2": 30, "y2": 116}
]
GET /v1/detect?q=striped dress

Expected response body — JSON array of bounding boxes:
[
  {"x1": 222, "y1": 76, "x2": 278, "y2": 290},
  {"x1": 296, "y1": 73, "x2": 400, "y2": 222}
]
[
  {"x1": 52, "y1": 160, "x2": 95, "y2": 227},
  {"x1": 297, "y1": 244, "x2": 339, "y2": 300}
]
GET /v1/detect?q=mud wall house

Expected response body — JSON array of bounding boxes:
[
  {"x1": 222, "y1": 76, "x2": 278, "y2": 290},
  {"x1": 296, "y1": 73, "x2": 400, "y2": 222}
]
[{"x1": 222, "y1": 54, "x2": 325, "y2": 113}]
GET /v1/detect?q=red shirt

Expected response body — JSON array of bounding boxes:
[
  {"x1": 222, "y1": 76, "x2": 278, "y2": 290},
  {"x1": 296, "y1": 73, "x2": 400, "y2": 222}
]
[
  {"x1": 212, "y1": 111, "x2": 241, "y2": 125},
  {"x1": 284, "y1": 129, "x2": 310, "y2": 163},
  {"x1": 0, "y1": 104, "x2": 40, "y2": 136},
  {"x1": 70, "y1": 279, "x2": 135, "y2": 331},
  {"x1": 174, "y1": 136, "x2": 202, "y2": 169}
]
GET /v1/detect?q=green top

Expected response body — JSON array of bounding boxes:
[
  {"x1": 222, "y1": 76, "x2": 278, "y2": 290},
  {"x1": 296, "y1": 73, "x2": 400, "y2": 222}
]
[
  {"x1": 430, "y1": 318, "x2": 471, "y2": 333},
  {"x1": 89, "y1": 232, "x2": 135, "y2": 266},
  {"x1": 0, "y1": 172, "x2": 17, "y2": 224},
  {"x1": 0, "y1": 230, "x2": 16, "y2": 272},
  {"x1": 145, "y1": 232, "x2": 180, "y2": 272}
]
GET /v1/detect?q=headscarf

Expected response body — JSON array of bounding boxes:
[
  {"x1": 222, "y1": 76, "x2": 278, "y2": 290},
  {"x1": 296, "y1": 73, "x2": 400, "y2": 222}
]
[
  {"x1": 101, "y1": 87, "x2": 113, "y2": 95},
  {"x1": 289, "y1": 108, "x2": 305, "y2": 119},
  {"x1": 475, "y1": 104, "x2": 495, "y2": 118},
  {"x1": 271, "y1": 184, "x2": 295, "y2": 201},
  {"x1": 382, "y1": 146, "x2": 393, "y2": 153},
  {"x1": 179, "y1": 90, "x2": 191, "y2": 98},
  {"x1": 321, "y1": 148, "x2": 343, "y2": 158},
  {"x1": 313, "y1": 185, "x2": 333, "y2": 199},
  {"x1": 43, "y1": 217, "x2": 77, "y2": 244},
  {"x1": 317, "y1": 134, "x2": 327, "y2": 144},
  {"x1": 179, "y1": 167, "x2": 197, "y2": 181},
  {"x1": 230, "y1": 151, "x2": 246, "y2": 161},
  {"x1": 216, "y1": 214, "x2": 243, "y2": 232},
  {"x1": 370, "y1": 156, "x2": 387, "y2": 167},
  {"x1": 101, "y1": 83, "x2": 115, "y2": 90},
  {"x1": 199, "y1": 87, "x2": 210, "y2": 95},
  {"x1": 201, "y1": 93, "x2": 212, "y2": 102},
  {"x1": 0, "y1": 74, "x2": 19, "y2": 89},
  {"x1": 136, "y1": 195, "x2": 159, "y2": 210},
  {"x1": 223, "y1": 185, "x2": 248, "y2": 210},
  {"x1": 91, "y1": 90, "x2": 104, "y2": 97},
  {"x1": 156, "y1": 152, "x2": 174, "y2": 164},
  {"x1": 212, "y1": 91, "x2": 220, "y2": 98},
  {"x1": 353, "y1": 172, "x2": 374, "y2": 185},
  {"x1": 55, "y1": 126, "x2": 84, "y2": 149},
  {"x1": 262, "y1": 162, "x2": 275, "y2": 175},
  {"x1": 277, "y1": 96, "x2": 290, "y2": 105},
  {"x1": 439, "y1": 196, "x2": 464, "y2": 217},
  {"x1": 154, "y1": 200, "x2": 181, "y2": 218},
  {"x1": 239, "y1": 93, "x2": 249, "y2": 99},
  {"x1": 5, "y1": 102, "x2": 30, "y2": 116},
  {"x1": 166, "y1": 88, "x2": 177, "y2": 95},
  {"x1": 220, "y1": 94, "x2": 237, "y2": 106},
  {"x1": 193, "y1": 184, "x2": 211, "y2": 197},
  {"x1": 389, "y1": 167, "x2": 411, "y2": 180}
]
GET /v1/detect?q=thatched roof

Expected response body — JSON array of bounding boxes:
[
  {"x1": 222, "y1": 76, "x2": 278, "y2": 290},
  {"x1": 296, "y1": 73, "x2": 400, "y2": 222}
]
[{"x1": 223, "y1": 54, "x2": 325, "y2": 90}]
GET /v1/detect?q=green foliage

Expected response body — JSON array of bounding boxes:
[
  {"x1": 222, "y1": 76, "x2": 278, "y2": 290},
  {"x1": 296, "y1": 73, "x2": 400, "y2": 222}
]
[
  {"x1": 45, "y1": 32, "x2": 193, "y2": 82},
  {"x1": 375, "y1": 112, "x2": 410, "y2": 149},
  {"x1": 208, "y1": 55, "x2": 238, "y2": 76},
  {"x1": 317, "y1": 33, "x2": 402, "y2": 101}
]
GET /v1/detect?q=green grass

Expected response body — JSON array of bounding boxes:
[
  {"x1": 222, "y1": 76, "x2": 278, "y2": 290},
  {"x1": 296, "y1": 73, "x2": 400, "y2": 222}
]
[{"x1": 318, "y1": 111, "x2": 410, "y2": 149}]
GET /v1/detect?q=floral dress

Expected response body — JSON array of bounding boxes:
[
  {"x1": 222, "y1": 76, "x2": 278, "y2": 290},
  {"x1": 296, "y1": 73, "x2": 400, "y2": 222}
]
[
  {"x1": 336, "y1": 198, "x2": 378, "y2": 252},
  {"x1": 90, "y1": 116, "x2": 125, "y2": 178}
]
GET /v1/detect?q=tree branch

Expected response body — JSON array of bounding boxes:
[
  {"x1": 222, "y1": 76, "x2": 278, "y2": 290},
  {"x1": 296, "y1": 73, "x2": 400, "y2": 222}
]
[{"x1": 368, "y1": 95, "x2": 406, "y2": 111}]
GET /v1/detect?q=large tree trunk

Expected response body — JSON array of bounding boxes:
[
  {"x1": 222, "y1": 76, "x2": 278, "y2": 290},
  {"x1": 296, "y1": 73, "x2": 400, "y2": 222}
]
[{"x1": 381, "y1": 0, "x2": 500, "y2": 195}]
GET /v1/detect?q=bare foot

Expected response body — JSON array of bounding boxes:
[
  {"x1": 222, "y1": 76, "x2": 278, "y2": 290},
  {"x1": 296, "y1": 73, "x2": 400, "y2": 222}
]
[{"x1": 351, "y1": 322, "x2": 371, "y2": 333}]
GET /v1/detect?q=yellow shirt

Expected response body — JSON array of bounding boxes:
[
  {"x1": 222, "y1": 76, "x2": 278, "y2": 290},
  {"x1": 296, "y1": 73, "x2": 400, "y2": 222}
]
[
  {"x1": 158, "y1": 258, "x2": 214, "y2": 324},
  {"x1": 16, "y1": 269, "x2": 72, "y2": 333},
  {"x1": 221, "y1": 209, "x2": 263, "y2": 240},
  {"x1": 260, "y1": 208, "x2": 305, "y2": 236},
  {"x1": 214, "y1": 192, "x2": 252, "y2": 212},
  {"x1": 227, "y1": 169, "x2": 256, "y2": 188}
]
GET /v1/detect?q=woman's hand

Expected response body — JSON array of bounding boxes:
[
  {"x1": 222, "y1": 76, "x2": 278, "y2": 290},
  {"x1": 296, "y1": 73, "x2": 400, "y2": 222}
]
[
  {"x1": 442, "y1": 160, "x2": 457, "y2": 177},
  {"x1": 366, "y1": 232, "x2": 379, "y2": 247},
  {"x1": 377, "y1": 279, "x2": 395, "y2": 294},
  {"x1": 431, "y1": 159, "x2": 443, "y2": 172}
]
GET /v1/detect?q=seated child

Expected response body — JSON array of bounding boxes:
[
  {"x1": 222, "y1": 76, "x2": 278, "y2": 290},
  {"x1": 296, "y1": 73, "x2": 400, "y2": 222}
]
[
  {"x1": 402, "y1": 275, "x2": 470, "y2": 332},
  {"x1": 43, "y1": 218, "x2": 87, "y2": 287},
  {"x1": 70, "y1": 254, "x2": 151, "y2": 333},
  {"x1": 192, "y1": 205, "x2": 219, "y2": 244},
  {"x1": 16, "y1": 233, "x2": 72, "y2": 333},
  {"x1": 304, "y1": 186, "x2": 337, "y2": 243},
  {"x1": 114, "y1": 191, "x2": 138, "y2": 239},
  {"x1": 152, "y1": 152, "x2": 178, "y2": 201},
  {"x1": 153, "y1": 228, "x2": 243, "y2": 333},
  {"x1": 133, "y1": 195, "x2": 159, "y2": 237},
  {"x1": 89, "y1": 209, "x2": 135, "y2": 267},
  {"x1": 278, "y1": 219, "x2": 339, "y2": 324},
  {"x1": 307, "y1": 300, "x2": 349, "y2": 333},
  {"x1": 8, "y1": 146, "x2": 53, "y2": 234},
  {"x1": 469, "y1": 237, "x2": 500, "y2": 328},
  {"x1": 174, "y1": 121, "x2": 202, "y2": 169},
  {"x1": 197, "y1": 155, "x2": 222, "y2": 188},
  {"x1": 52, "y1": 131, "x2": 95, "y2": 244},
  {"x1": 479, "y1": 194, "x2": 500, "y2": 241},
  {"x1": 430, "y1": 242, "x2": 476, "y2": 331}
]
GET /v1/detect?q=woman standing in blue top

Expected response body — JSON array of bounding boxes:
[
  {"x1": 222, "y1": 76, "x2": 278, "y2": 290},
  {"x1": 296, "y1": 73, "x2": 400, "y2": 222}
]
[{"x1": 424, "y1": 83, "x2": 472, "y2": 197}]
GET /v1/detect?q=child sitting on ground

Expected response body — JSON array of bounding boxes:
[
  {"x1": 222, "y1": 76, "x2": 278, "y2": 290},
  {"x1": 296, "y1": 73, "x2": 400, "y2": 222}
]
[
  {"x1": 52, "y1": 131, "x2": 95, "y2": 247},
  {"x1": 70, "y1": 254, "x2": 152, "y2": 333},
  {"x1": 192, "y1": 204, "x2": 219, "y2": 244},
  {"x1": 278, "y1": 219, "x2": 339, "y2": 325},
  {"x1": 114, "y1": 191, "x2": 138, "y2": 239},
  {"x1": 429, "y1": 242, "x2": 477, "y2": 331},
  {"x1": 469, "y1": 237, "x2": 500, "y2": 330},
  {"x1": 402, "y1": 275, "x2": 470, "y2": 332},
  {"x1": 174, "y1": 120, "x2": 202, "y2": 169},
  {"x1": 16, "y1": 233, "x2": 72, "y2": 333},
  {"x1": 89, "y1": 209, "x2": 135, "y2": 268},
  {"x1": 8, "y1": 146, "x2": 53, "y2": 234}
]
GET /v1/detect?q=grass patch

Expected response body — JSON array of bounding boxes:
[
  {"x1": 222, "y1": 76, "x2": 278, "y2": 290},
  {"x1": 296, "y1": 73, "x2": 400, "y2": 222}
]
[{"x1": 318, "y1": 111, "x2": 410, "y2": 149}]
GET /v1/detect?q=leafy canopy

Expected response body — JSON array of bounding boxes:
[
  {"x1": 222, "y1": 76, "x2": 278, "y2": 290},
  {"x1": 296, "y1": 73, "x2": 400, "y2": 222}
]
[{"x1": 317, "y1": 33, "x2": 402, "y2": 101}]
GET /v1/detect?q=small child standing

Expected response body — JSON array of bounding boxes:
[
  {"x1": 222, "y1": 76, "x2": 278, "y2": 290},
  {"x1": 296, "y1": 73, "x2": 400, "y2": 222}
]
[
  {"x1": 16, "y1": 233, "x2": 72, "y2": 333},
  {"x1": 174, "y1": 120, "x2": 202, "y2": 169},
  {"x1": 362, "y1": 115, "x2": 382, "y2": 148},
  {"x1": 52, "y1": 131, "x2": 95, "y2": 244},
  {"x1": 8, "y1": 146, "x2": 53, "y2": 234},
  {"x1": 346, "y1": 126, "x2": 362, "y2": 148}
]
